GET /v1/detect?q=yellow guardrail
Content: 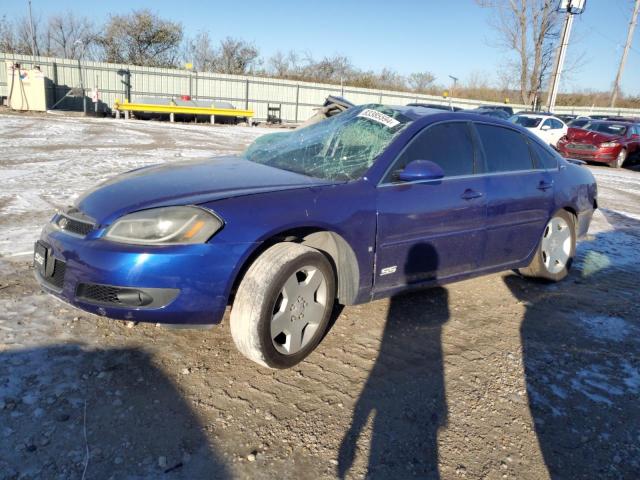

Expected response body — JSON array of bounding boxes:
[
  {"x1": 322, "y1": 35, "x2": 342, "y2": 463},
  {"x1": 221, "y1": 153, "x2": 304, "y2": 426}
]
[{"x1": 114, "y1": 100, "x2": 253, "y2": 118}]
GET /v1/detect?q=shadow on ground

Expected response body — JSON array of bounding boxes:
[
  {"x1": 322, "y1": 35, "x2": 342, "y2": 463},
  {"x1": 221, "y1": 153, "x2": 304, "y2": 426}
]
[
  {"x1": 339, "y1": 243, "x2": 448, "y2": 479},
  {"x1": 0, "y1": 345, "x2": 229, "y2": 479},
  {"x1": 338, "y1": 212, "x2": 640, "y2": 479},
  {"x1": 507, "y1": 213, "x2": 640, "y2": 479}
]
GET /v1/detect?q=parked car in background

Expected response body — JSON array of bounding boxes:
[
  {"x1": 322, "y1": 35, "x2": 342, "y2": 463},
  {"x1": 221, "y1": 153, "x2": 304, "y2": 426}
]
[
  {"x1": 515, "y1": 111, "x2": 553, "y2": 116},
  {"x1": 557, "y1": 120, "x2": 640, "y2": 168},
  {"x1": 35, "y1": 105, "x2": 597, "y2": 368},
  {"x1": 406, "y1": 102, "x2": 463, "y2": 112},
  {"x1": 479, "y1": 105, "x2": 514, "y2": 116},
  {"x1": 557, "y1": 114, "x2": 577, "y2": 123},
  {"x1": 606, "y1": 116, "x2": 640, "y2": 123},
  {"x1": 568, "y1": 118, "x2": 591, "y2": 129},
  {"x1": 466, "y1": 107, "x2": 511, "y2": 120},
  {"x1": 510, "y1": 114, "x2": 568, "y2": 147}
]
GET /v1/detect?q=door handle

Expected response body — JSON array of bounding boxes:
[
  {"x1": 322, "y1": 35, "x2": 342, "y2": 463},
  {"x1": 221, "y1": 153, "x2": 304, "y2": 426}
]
[
  {"x1": 538, "y1": 180, "x2": 554, "y2": 191},
  {"x1": 461, "y1": 189, "x2": 483, "y2": 200}
]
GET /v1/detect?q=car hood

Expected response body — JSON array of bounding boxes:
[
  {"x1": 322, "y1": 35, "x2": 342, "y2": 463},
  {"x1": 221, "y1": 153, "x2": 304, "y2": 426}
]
[
  {"x1": 566, "y1": 127, "x2": 622, "y2": 145},
  {"x1": 76, "y1": 156, "x2": 336, "y2": 224}
]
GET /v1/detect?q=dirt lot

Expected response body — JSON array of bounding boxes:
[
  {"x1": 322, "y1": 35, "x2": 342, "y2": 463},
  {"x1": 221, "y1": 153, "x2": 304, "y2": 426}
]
[{"x1": 1, "y1": 112, "x2": 639, "y2": 480}]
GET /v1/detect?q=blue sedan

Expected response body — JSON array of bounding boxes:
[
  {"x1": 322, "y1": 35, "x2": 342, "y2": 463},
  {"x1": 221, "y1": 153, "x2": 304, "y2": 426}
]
[{"x1": 35, "y1": 105, "x2": 597, "y2": 368}]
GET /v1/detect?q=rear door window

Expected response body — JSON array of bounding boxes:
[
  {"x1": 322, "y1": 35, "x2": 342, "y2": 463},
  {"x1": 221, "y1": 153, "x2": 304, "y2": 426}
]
[
  {"x1": 386, "y1": 122, "x2": 476, "y2": 181},
  {"x1": 475, "y1": 124, "x2": 534, "y2": 173},
  {"x1": 529, "y1": 140, "x2": 559, "y2": 170}
]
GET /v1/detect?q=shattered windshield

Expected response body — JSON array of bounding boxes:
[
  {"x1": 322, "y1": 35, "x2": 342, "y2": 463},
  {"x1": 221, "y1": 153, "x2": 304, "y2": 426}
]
[{"x1": 243, "y1": 105, "x2": 412, "y2": 180}]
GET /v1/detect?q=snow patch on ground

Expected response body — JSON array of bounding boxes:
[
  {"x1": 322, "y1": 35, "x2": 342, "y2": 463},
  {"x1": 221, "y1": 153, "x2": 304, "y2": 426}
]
[
  {"x1": 0, "y1": 114, "x2": 265, "y2": 257},
  {"x1": 574, "y1": 314, "x2": 632, "y2": 343}
]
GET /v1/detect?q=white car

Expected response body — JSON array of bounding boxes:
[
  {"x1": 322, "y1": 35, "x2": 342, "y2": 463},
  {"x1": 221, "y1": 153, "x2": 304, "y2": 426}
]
[{"x1": 510, "y1": 114, "x2": 568, "y2": 147}]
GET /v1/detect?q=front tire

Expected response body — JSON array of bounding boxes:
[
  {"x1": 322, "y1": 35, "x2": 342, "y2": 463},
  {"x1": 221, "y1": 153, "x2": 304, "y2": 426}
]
[
  {"x1": 519, "y1": 210, "x2": 576, "y2": 282},
  {"x1": 230, "y1": 242, "x2": 336, "y2": 368},
  {"x1": 613, "y1": 148, "x2": 627, "y2": 169}
]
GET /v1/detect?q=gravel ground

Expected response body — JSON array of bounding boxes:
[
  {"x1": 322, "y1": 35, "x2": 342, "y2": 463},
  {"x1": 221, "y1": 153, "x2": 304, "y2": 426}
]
[{"x1": 1, "y1": 111, "x2": 639, "y2": 480}]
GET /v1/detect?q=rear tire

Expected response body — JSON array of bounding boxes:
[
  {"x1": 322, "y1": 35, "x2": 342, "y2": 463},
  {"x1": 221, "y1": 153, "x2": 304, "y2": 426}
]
[
  {"x1": 519, "y1": 210, "x2": 576, "y2": 282},
  {"x1": 230, "y1": 243, "x2": 336, "y2": 368}
]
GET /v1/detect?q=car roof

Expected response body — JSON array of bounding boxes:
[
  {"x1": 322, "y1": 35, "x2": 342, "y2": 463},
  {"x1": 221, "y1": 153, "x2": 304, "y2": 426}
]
[
  {"x1": 515, "y1": 110, "x2": 553, "y2": 116},
  {"x1": 385, "y1": 106, "x2": 547, "y2": 136},
  {"x1": 516, "y1": 113, "x2": 554, "y2": 119},
  {"x1": 391, "y1": 105, "x2": 452, "y2": 120},
  {"x1": 586, "y1": 120, "x2": 634, "y2": 126}
]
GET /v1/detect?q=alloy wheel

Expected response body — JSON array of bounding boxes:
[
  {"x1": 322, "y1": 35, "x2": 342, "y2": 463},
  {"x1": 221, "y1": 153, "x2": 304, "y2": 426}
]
[
  {"x1": 540, "y1": 217, "x2": 572, "y2": 274},
  {"x1": 270, "y1": 266, "x2": 328, "y2": 355}
]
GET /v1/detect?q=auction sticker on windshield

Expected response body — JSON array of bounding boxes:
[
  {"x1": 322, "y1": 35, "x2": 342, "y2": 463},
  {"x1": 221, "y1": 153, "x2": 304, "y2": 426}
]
[{"x1": 357, "y1": 109, "x2": 400, "y2": 128}]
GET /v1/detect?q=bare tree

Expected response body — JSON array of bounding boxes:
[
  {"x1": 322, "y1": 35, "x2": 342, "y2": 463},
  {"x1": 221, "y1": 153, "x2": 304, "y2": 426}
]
[
  {"x1": 268, "y1": 50, "x2": 305, "y2": 77},
  {"x1": 477, "y1": 0, "x2": 560, "y2": 105},
  {"x1": 408, "y1": 71, "x2": 436, "y2": 92},
  {"x1": 0, "y1": 15, "x2": 18, "y2": 53},
  {"x1": 100, "y1": 10, "x2": 183, "y2": 67},
  {"x1": 0, "y1": 14, "x2": 43, "y2": 55},
  {"x1": 183, "y1": 31, "x2": 216, "y2": 71},
  {"x1": 310, "y1": 55, "x2": 351, "y2": 83},
  {"x1": 45, "y1": 13, "x2": 97, "y2": 59},
  {"x1": 375, "y1": 68, "x2": 408, "y2": 90},
  {"x1": 213, "y1": 37, "x2": 260, "y2": 74}
]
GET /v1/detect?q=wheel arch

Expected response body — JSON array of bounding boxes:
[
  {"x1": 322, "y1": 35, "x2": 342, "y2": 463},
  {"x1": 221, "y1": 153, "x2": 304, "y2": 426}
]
[
  {"x1": 562, "y1": 205, "x2": 577, "y2": 219},
  {"x1": 228, "y1": 227, "x2": 360, "y2": 306}
]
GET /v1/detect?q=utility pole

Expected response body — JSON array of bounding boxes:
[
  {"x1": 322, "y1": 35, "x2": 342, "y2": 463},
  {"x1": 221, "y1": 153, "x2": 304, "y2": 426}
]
[
  {"x1": 448, "y1": 75, "x2": 458, "y2": 96},
  {"x1": 27, "y1": 0, "x2": 39, "y2": 58},
  {"x1": 546, "y1": 0, "x2": 587, "y2": 112},
  {"x1": 610, "y1": 0, "x2": 640, "y2": 108}
]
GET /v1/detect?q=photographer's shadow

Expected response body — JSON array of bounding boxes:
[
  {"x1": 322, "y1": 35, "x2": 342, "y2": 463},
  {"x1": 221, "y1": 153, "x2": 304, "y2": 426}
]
[
  {"x1": 506, "y1": 211, "x2": 640, "y2": 479},
  {"x1": 0, "y1": 344, "x2": 229, "y2": 479},
  {"x1": 339, "y1": 243, "x2": 448, "y2": 479}
]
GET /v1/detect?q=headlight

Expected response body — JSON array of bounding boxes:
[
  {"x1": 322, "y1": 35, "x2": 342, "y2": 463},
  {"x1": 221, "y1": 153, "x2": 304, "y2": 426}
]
[
  {"x1": 104, "y1": 206, "x2": 223, "y2": 245},
  {"x1": 599, "y1": 142, "x2": 618, "y2": 148}
]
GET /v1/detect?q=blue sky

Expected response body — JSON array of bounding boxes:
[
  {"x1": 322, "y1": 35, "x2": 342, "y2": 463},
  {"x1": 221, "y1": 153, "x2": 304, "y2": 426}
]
[{"x1": 3, "y1": 0, "x2": 639, "y2": 95}]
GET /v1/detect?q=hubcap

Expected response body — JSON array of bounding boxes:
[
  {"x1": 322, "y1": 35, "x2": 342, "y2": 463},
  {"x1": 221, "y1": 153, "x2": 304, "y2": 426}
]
[
  {"x1": 271, "y1": 266, "x2": 328, "y2": 355},
  {"x1": 617, "y1": 150, "x2": 626, "y2": 168},
  {"x1": 540, "y1": 217, "x2": 572, "y2": 274}
]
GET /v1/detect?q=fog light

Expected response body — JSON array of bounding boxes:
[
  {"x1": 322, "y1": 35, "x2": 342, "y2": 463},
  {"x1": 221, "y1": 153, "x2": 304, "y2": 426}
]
[{"x1": 116, "y1": 290, "x2": 153, "y2": 307}]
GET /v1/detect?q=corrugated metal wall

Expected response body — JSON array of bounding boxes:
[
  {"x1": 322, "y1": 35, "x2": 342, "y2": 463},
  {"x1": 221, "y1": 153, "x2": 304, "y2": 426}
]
[{"x1": 2, "y1": 52, "x2": 639, "y2": 121}]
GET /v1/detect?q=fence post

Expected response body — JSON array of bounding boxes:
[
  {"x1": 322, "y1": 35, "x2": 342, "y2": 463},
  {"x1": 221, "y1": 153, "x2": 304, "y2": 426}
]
[
  {"x1": 295, "y1": 84, "x2": 300, "y2": 123},
  {"x1": 245, "y1": 79, "x2": 249, "y2": 111},
  {"x1": 52, "y1": 61, "x2": 58, "y2": 104}
]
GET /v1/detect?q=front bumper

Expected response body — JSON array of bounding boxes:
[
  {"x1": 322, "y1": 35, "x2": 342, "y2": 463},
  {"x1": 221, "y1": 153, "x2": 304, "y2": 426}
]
[
  {"x1": 35, "y1": 224, "x2": 256, "y2": 325},
  {"x1": 558, "y1": 145, "x2": 620, "y2": 165}
]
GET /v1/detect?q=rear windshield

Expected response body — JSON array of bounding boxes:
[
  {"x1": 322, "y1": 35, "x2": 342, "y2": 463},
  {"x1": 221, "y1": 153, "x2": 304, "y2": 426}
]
[
  {"x1": 568, "y1": 119, "x2": 589, "y2": 128},
  {"x1": 511, "y1": 116, "x2": 542, "y2": 128},
  {"x1": 585, "y1": 122, "x2": 628, "y2": 136},
  {"x1": 244, "y1": 105, "x2": 412, "y2": 181}
]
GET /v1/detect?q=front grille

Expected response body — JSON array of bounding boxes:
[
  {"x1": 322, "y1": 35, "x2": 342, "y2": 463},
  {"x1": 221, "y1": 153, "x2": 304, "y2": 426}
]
[
  {"x1": 43, "y1": 259, "x2": 66, "y2": 289},
  {"x1": 57, "y1": 215, "x2": 94, "y2": 236},
  {"x1": 567, "y1": 143, "x2": 597, "y2": 151},
  {"x1": 76, "y1": 283, "x2": 123, "y2": 305}
]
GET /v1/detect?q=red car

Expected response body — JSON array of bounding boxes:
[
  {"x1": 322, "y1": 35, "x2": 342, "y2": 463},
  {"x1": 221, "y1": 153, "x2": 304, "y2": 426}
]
[{"x1": 557, "y1": 121, "x2": 640, "y2": 168}]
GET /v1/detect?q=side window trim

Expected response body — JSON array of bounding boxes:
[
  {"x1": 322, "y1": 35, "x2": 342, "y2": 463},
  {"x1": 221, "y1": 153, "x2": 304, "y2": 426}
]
[{"x1": 378, "y1": 120, "x2": 477, "y2": 185}]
